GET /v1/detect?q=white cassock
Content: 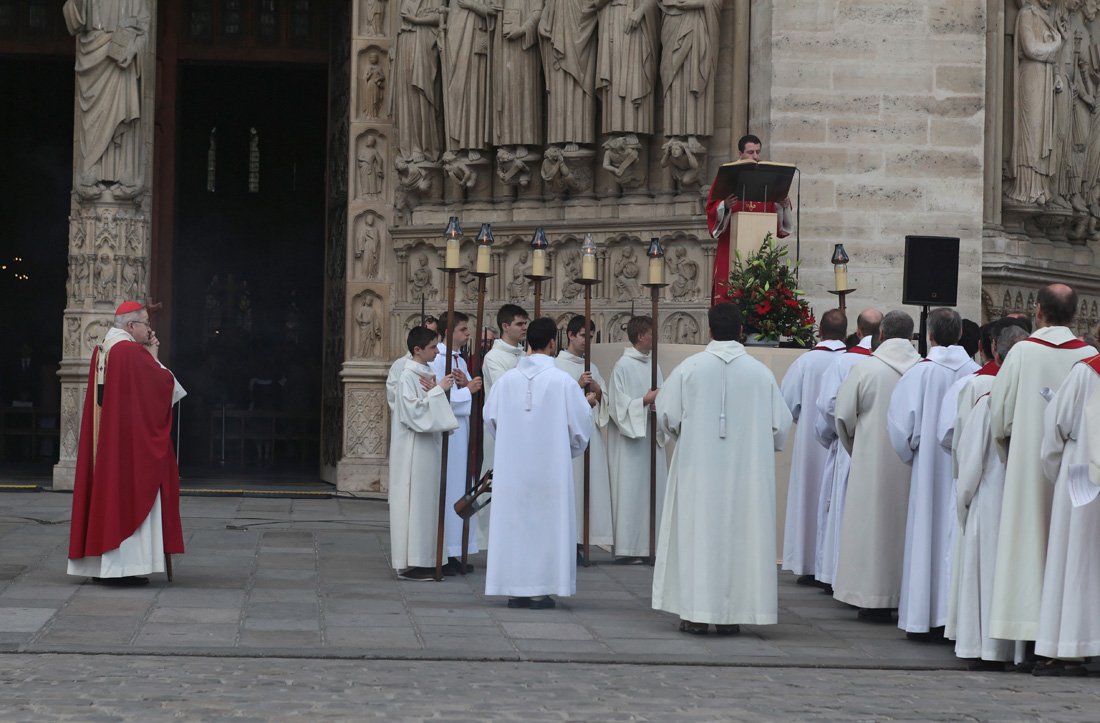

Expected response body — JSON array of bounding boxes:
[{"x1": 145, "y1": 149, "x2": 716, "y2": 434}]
[
  {"x1": 780, "y1": 339, "x2": 846, "y2": 576},
  {"x1": 478, "y1": 339, "x2": 525, "y2": 546},
  {"x1": 484, "y1": 355, "x2": 592, "y2": 597},
  {"x1": 385, "y1": 352, "x2": 412, "y2": 410},
  {"x1": 430, "y1": 343, "x2": 478, "y2": 556},
  {"x1": 388, "y1": 361, "x2": 459, "y2": 570},
  {"x1": 555, "y1": 350, "x2": 614, "y2": 546},
  {"x1": 608, "y1": 346, "x2": 667, "y2": 557},
  {"x1": 1036, "y1": 358, "x2": 1100, "y2": 659},
  {"x1": 888, "y1": 345, "x2": 979, "y2": 633},
  {"x1": 652, "y1": 340, "x2": 792, "y2": 625},
  {"x1": 833, "y1": 338, "x2": 921, "y2": 609},
  {"x1": 988, "y1": 327, "x2": 1096, "y2": 641},
  {"x1": 812, "y1": 338, "x2": 873, "y2": 584}
]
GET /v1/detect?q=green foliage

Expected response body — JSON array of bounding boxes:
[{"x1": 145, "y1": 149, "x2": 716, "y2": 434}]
[{"x1": 725, "y1": 233, "x2": 816, "y2": 346}]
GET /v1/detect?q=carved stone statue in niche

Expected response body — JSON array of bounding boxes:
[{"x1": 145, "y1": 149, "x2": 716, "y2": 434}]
[
  {"x1": 442, "y1": 150, "x2": 479, "y2": 188},
  {"x1": 460, "y1": 252, "x2": 480, "y2": 301},
  {"x1": 1006, "y1": 0, "x2": 1064, "y2": 205},
  {"x1": 360, "y1": 0, "x2": 387, "y2": 35},
  {"x1": 355, "y1": 213, "x2": 382, "y2": 279},
  {"x1": 65, "y1": 317, "x2": 82, "y2": 358},
  {"x1": 497, "y1": 145, "x2": 535, "y2": 187},
  {"x1": 95, "y1": 253, "x2": 115, "y2": 301},
  {"x1": 444, "y1": 0, "x2": 494, "y2": 152},
  {"x1": 665, "y1": 312, "x2": 699, "y2": 343},
  {"x1": 356, "y1": 293, "x2": 383, "y2": 359},
  {"x1": 508, "y1": 251, "x2": 531, "y2": 301},
  {"x1": 559, "y1": 249, "x2": 583, "y2": 300},
  {"x1": 393, "y1": 0, "x2": 445, "y2": 162},
  {"x1": 613, "y1": 246, "x2": 642, "y2": 300},
  {"x1": 394, "y1": 158, "x2": 432, "y2": 225},
  {"x1": 74, "y1": 255, "x2": 90, "y2": 301},
  {"x1": 410, "y1": 252, "x2": 438, "y2": 300},
  {"x1": 63, "y1": 0, "x2": 151, "y2": 200},
  {"x1": 492, "y1": 0, "x2": 544, "y2": 149},
  {"x1": 602, "y1": 135, "x2": 644, "y2": 189},
  {"x1": 358, "y1": 48, "x2": 386, "y2": 120},
  {"x1": 658, "y1": 0, "x2": 720, "y2": 143},
  {"x1": 542, "y1": 146, "x2": 591, "y2": 196},
  {"x1": 667, "y1": 246, "x2": 699, "y2": 301},
  {"x1": 1049, "y1": 4, "x2": 1078, "y2": 210},
  {"x1": 357, "y1": 134, "x2": 385, "y2": 198},
  {"x1": 120, "y1": 255, "x2": 140, "y2": 300},
  {"x1": 594, "y1": 0, "x2": 658, "y2": 135},
  {"x1": 660, "y1": 136, "x2": 704, "y2": 191},
  {"x1": 538, "y1": 0, "x2": 597, "y2": 147}
]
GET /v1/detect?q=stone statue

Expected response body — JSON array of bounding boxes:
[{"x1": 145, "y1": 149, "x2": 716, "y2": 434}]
[
  {"x1": 393, "y1": 0, "x2": 445, "y2": 162},
  {"x1": 667, "y1": 246, "x2": 699, "y2": 301},
  {"x1": 613, "y1": 246, "x2": 642, "y2": 300},
  {"x1": 460, "y1": 252, "x2": 480, "y2": 301},
  {"x1": 356, "y1": 294, "x2": 382, "y2": 358},
  {"x1": 491, "y1": 0, "x2": 544, "y2": 147},
  {"x1": 541, "y1": 146, "x2": 581, "y2": 195},
  {"x1": 538, "y1": 0, "x2": 598, "y2": 146},
  {"x1": 1049, "y1": 2, "x2": 1078, "y2": 208},
  {"x1": 660, "y1": 136, "x2": 704, "y2": 191},
  {"x1": 74, "y1": 255, "x2": 90, "y2": 301},
  {"x1": 65, "y1": 317, "x2": 82, "y2": 358},
  {"x1": 658, "y1": 0, "x2": 721, "y2": 139},
  {"x1": 442, "y1": 150, "x2": 478, "y2": 188},
  {"x1": 410, "y1": 253, "x2": 438, "y2": 300},
  {"x1": 63, "y1": 0, "x2": 151, "y2": 199},
  {"x1": 357, "y1": 134, "x2": 385, "y2": 198},
  {"x1": 602, "y1": 134, "x2": 644, "y2": 188},
  {"x1": 394, "y1": 158, "x2": 432, "y2": 224},
  {"x1": 443, "y1": 0, "x2": 494, "y2": 151},
  {"x1": 1067, "y1": 5, "x2": 1093, "y2": 214},
  {"x1": 120, "y1": 255, "x2": 140, "y2": 300},
  {"x1": 95, "y1": 252, "x2": 115, "y2": 301},
  {"x1": 355, "y1": 214, "x2": 382, "y2": 279},
  {"x1": 559, "y1": 249, "x2": 583, "y2": 299},
  {"x1": 361, "y1": 0, "x2": 387, "y2": 35},
  {"x1": 358, "y1": 48, "x2": 386, "y2": 120},
  {"x1": 1007, "y1": 0, "x2": 1065, "y2": 205},
  {"x1": 497, "y1": 146, "x2": 534, "y2": 187},
  {"x1": 508, "y1": 251, "x2": 531, "y2": 300},
  {"x1": 594, "y1": 0, "x2": 658, "y2": 135}
]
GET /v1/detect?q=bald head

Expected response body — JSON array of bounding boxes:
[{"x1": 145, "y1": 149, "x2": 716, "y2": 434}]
[
  {"x1": 1036, "y1": 283, "x2": 1077, "y2": 327},
  {"x1": 856, "y1": 308, "x2": 883, "y2": 340},
  {"x1": 819, "y1": 309, "x2": 848, "y2": 341}
]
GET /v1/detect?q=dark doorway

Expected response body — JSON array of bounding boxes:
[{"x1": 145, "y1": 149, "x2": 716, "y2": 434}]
[
  {"x1": 172, "y1": 63, "x2": 327, "y2": 478},
  {"x1": 0, "y1": 57, "x2": 73, "y2": 473}
]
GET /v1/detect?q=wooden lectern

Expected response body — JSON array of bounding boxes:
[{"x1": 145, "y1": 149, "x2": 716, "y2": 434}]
[{"x1": 707, "y1": 161, "x2": 797, "y2": 268}]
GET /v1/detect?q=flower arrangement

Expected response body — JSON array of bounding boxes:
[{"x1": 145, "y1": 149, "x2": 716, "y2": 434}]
[{"x1": 726, "y1": 233, "x2": 816, "y2": 346}]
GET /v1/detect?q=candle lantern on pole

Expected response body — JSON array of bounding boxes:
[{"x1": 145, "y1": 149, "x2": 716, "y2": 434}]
[
  {"x1": 828, "y1": 243, "x2": 854, "y2": 311},
  {"x1": 525, "y1": 227, "x2": 552, "y2": 317},
  {"x1": 434, "y1": 216, "x2": 464, "y2": 581},
  {"x1": 574, "y1": 232, "x2": 600, "y2": 565},
  {"x1": 641, "y1": 237, "x2": 668, "y2": 565}
]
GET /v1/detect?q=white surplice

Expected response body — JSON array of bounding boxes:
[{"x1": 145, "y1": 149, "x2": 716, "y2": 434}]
[
  {"x1": 1036, "y1": 359, "x2": 1100, "y2": 659},
  {"x1": 388, "y1": 361, "x2": 459, "y2": 570},
  {"x1": 477, "y1": 339, "x2": 525, "y2": 546},
  {"x1": 833, "y1": 338, "x2": 921, "y2": 609},
  {"x1": 988, "y1": 327, "x2": 1096, "y2": 641},
  {"x1": 780, "y1": 339, "x2": 846, "y2": 576},
  {"x1": 555, "y1": 350, "x2": 614, "y2": 546},
  {"x1": 889, "y1": 345, "x2": 979, "y2": 633},
  {"x1": 385, "y1": 352, "x2": 412, "y2": 410},
  {"x1": 812, "y1": 337, "x2": 873, "y2": 584},
  {"x1": 430, "y1": 343, "x2": 478, "y2": 556},
  {"x1": 651, "y1": 340, "x2": 793, "y2": 625},
  {"x1": 608, "y1": 346, "x2": 667, "y2": 557},
  {"x1": 484, "y1": 355, "x2": 593, "y2": 598}
]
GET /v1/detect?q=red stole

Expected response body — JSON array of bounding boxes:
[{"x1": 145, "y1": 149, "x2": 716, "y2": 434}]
[
  {"x1": 707, "y1": 195, "x2": 790, "y2": 306},
  {"x1": 846, "y1": 346, "x2": 872, "y2": 356},
  {"x1": 1083, "y1": 354, "x2": 1100, "y2": 374},
  {"x1": 69, "y1": 342, "x2": 185, "y2": 559},
  {"x1": 1021, "y1": 337, "x2": 1090, "y2": 349},
  {"x1": 974, "y1": 360, "x2": 1000, "y2": 377},
  {"x1": 811, "y1": 344, "x2": 844, "y2": 352}
]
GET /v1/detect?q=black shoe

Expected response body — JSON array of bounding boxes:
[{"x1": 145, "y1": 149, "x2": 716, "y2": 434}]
[
  {"x1": 819, "y1": 584, "x2": 834, "y2": 596},
  {"x1": 796, "y1": 574, "x2": 816, "y2": 586},
  {"x1": 398, "y1": 567, "x2": 436, "y2": 582},
  {"x1": 967, "y1": 659, "x2": 1007, "y2": 672},
  {"x1": 507, "y1": 597, "x2": 531, "y2": 609},
  {"x1": 715, "y1": 624, "x2": 741, "y2": 636},
  {"x1": 529, "y1": 596, "x2": 556, "y2": 610},
  {"x1": 446, "y1": 557, "x2": 475, "y2": 574},
  {"x1": 906, "y1": 631, "x2": 935, "y2": 642},
  {"x1": 679, "y1": 620, "x2": 708, "y2": 635},
  {"x1": 92, "y1": 576, "x2": 149, "y2": 587},
  {"x1": 614, "y1": 556, "x2": 646, "y2": 565},
  {"x1": 857, "y1": 608, "x2": 894, "y2": 623},
  {"x1": 1032, "y1": 660, "x2": 1088, "y2": 677}
]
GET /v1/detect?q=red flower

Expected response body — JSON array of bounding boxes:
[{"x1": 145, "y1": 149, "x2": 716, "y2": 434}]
[
  {"x1": 785, "y1": 298, "x2": 799, "y2": 308},
  {"x1": 755, "y1": 301, "x2": 772, "y2": 316},
  {"x1": 731, "y1": 288, "x2": 744, "y2": 299}
]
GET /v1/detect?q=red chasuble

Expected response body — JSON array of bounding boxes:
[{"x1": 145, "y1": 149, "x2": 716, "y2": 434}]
[
  {"x1": 706, "y1": 190, "x2": 790, "y2": 306},
  {"x1": 69, "y1": 341, "x2": 184, "y2": 559}
]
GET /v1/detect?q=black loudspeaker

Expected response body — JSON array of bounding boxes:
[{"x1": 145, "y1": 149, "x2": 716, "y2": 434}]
[{"x1": 902, "y1": 235, "x2": 959, "y2": 306}]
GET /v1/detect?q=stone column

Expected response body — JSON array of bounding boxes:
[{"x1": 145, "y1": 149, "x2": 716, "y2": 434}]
[{"x1": 55, "y1": 0, "x2": 158, "y2": 490}]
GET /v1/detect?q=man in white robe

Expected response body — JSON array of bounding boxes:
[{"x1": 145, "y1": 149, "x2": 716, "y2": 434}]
[
  {"x1": 430, "y1": 312, "x2": 483, "y2": 572},
  {"x1": 989, "y1": 284, "x2": 1097, "y2": 644},
  {"x1": 555, "y1": 315, "x2": 614, "y2": 549},
  {"x1": 385, "y1": 351, "x2": 412, "y2": 410},
  {"x1": 484, "y1": 318, "x2": 593, "y2": 609},
  {"x1": 388, "y1": 327, "x2": 459, "y2": 581},
  {"x1": 947, "y1": 324, "x2": 1028, "y2": 668},
  {"x1": 1033, "y1": 353, "x2": 1100, "y2": 675},
  {"x1": 833, "y1": 311, "x2": 921, "y2": 621},
  {"x1": 780, "y1": 308, "x2": 847, "y2": 585},
  {"x1": 477, "y1": 304, "x2": 529, "y2": 546},
  {"x1": 652, "y1": 303, "x2": 793, "y2": 635},
  {"x1": 888, "y1": 308, "x2": 979, "y2": 638},
  {"x1": 608, "y1": 316, "x2": 667, "y2": 562},
  {"x1": 813, "y1": 308, "x2": 881, "y2": 587}
]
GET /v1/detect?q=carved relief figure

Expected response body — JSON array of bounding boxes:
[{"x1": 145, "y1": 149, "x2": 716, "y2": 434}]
[
  {"x1": 1067, "y1": 4, "x2": 1094, "y2": 215},
  {"x1": 508, "y1": 251, "x2": 531, "y2": 300},
  {"x1": 355, "y1": 213, "x2": 382, "y2": 279},
  {"x1": 1049, "y1": 1, "x2": 1079, "y2": 208},
  {"x1": 357, "y1": 134, "x2": 385, "y2": 198},
  {"x1": 74, "y1": 255, "x2": 90, "y2": 301},
  {"x1": 667, "y1": 246, "x2": 700, "y2": 301},
  {"x1": 443, "y1": 0, "x2": 494, "y2": 151},
  {"x1": 613, "y1": 246, "x2": 642, "y2": 300},
  {"x1": 658, "y1": 0, "x2": 721, "y2": 140},
  {"x1": 559, "y1": 249, "x2": 583, "y2": 299},
  {"x1": 361, "y1": 0, "x2": 387, "y2": 35},
  {"x1": 538, "y1": 0, "x2": 598, "y2": 146},
  {"x1": 497, "y1": 146, "x2": 533, "y2": 187},
  {"x1": 410, "y1": 252, "x2": 438, "y2": 300},
  {"x1": 394, "y1": 158, "x2": 432, "y2": 224},
  {"x1": 660, "y1": 136, "x2": 704, "y2": 190},
  {"x1": 442, "y1": 150, "x2": 478, "y2": 188},
  {"x1": 541, "y1": 146, "x2": 581, "y2": 195},
  {"x1": 1006, "y1": 0, "x2": 1065, "y2": 205},
  {"x1": 393, "y1": 0, "x2": 445, "y2": 161},
  {"x1": 358, "y1": 48, "x2": 386, "y2": 120},
  {"x1": 602, "y1": 134, "x2": 644, "y2": 188},
  {"x1": 460, "y1": 252, "x2": 480, "y2": 301},
  {"x1": 492, "y1": 0, "x2": 544, "y2": 147},
  {"x1": 95, "y1": 253, "x2": 115, "y2": 300},
  {"x1": 356, "y1": 294, "x2": 383, "y2": 358},
  {"x1": 120, "y1": 255, "x2": 140, "y2": 300},
  {"x1": 63, "y1": 0, "x2": 151, "y2": 199},
  {"x1": 65, "y1": 317, "x2": 82, "y2": 358},
  {"x1": 594, "y1": 0, "x2": 658, "y2": 135}
]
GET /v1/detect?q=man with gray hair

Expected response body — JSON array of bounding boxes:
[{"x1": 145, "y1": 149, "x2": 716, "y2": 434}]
[
  {"x1": 888, "y1": 308, "x2": 979, "y2": 640},
  {"x1": 833, "y1": 311, "x2": 921, "y2": 622}
]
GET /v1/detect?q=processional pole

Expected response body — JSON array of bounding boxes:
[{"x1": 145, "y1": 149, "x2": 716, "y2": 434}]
[
  {"x1": 575, "y1": 233, "x2": 600, "y2": 567},
  {"x1": 526, "y1": 227, "x2": 552, "y2": 318},
  {"x1": 641, "y1": 237, "x2": 668, "y2": 566},
  {"x1": 435, "y1": 216, "x2": 464, "y2": 581}
]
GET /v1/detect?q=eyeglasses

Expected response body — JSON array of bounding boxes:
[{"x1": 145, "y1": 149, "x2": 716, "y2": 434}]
[{"x1": 129, "y1": 320, "x2": 150, "y2": 327}]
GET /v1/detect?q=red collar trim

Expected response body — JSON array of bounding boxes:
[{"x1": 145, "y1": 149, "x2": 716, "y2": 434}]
[
  {"x1": 974, "y1": 360, "x2": 1000, "y2": 377},
  {"x1": 811, "y1": 344, "x2": 845, "y2": 352},
  {"x1": 846, "y1": 346, "x2": 872, "y2": 356},
  {"x1": 1082, "y1": 354, "x2": 1100, "y2": 374},
  {"x1": 1023, "y1": 337, "x2": 1089, "y2": 349}
]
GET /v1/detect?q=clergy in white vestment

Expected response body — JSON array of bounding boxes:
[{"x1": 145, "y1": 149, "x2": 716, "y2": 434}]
[
  {"x1": 888, "y1": 308, "x2": 979, "y2": 637},
  {"x1": 812, "y1": 308, "x2": 881, "y2": 586},
  {"x1": 1034, "y1": 353, "x2": 1100, "y2": 673},
  {"x1": 430, "y1": 312, "x2": 484, "y2": 572},
  {"x1": 556, "y1": 315, "x2": 614, "y2": 547},
  {"x1": 652, "y1": 303, "x2": 793, "y2": 635},
  {"x1": 780, "y1": 308, "x2": 847, "y2": 584},
  {"x1": 946, "y1": 324, "x2": 1028, "y2": 667},
  {"x1": 833, "y1": 311, "x2": 921, "y2": 621},
  {"x1": 477, "y1": 304, "x2": 529, "y2": 547},
  {"x1": 388, "y1": 327, "x2": 459, "y2": 581},
  {"x1": 484, "y1": 318, "x2": 593, "y2": 609},
  {"x1": 608, "y1": 316, "x2": 667, "y2": 561},
  {"x1": 988, "y1": 284, "x2": 1097, "y2": 642},
  {"x1": 386, "y1": 351, "x2": 412, "y2": 410}
]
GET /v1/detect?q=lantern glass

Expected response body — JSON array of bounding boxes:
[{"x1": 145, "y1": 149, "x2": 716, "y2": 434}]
[
  {"x1": 647, "y1": 236, "x2": 664, "y2": 259},
  {"x1": 830, "y1": 243, "x2": 849, "y2": 265},
  {"x1": 444, "y1": 216, "x2": 462, "y2": 240},
  {"x1": 530, "y1": 227, "x2": 549, "y2": 250},
  {"x1": 476, "y1": 222, "x2": 494, "y2": 245}
]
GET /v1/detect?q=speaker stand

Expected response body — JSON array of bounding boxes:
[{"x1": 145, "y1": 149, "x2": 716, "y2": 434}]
[{"x1": 918, "y1": 305, "x2": 929, "y2": 357}]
